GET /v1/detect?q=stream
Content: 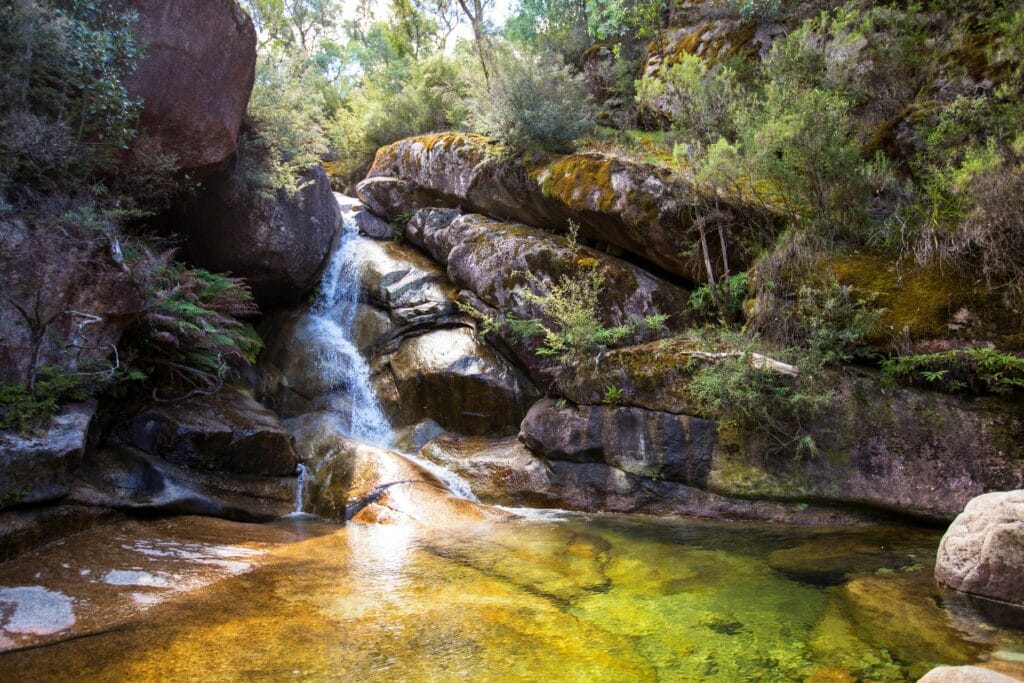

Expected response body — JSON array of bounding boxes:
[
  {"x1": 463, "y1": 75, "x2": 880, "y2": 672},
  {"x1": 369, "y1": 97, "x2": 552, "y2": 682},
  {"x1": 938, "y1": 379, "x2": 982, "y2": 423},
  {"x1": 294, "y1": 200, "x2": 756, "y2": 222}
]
[{"x1": 1, "y1": 197, "x2": 1023, "y2": 680}]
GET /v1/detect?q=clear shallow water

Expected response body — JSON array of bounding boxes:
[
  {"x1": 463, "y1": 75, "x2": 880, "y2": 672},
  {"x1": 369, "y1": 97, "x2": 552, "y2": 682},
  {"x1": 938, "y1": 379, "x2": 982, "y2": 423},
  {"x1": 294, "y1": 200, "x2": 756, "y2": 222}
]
[{"x1": 1, "y1": 513, "x2": 1022, "y2": 682}]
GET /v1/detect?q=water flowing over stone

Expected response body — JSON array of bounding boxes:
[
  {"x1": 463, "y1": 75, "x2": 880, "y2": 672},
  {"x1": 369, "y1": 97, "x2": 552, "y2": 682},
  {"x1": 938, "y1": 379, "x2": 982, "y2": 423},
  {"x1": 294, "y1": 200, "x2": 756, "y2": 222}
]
[{"x1": 305, "y1": 197, "x2": 394, "y2": 449}]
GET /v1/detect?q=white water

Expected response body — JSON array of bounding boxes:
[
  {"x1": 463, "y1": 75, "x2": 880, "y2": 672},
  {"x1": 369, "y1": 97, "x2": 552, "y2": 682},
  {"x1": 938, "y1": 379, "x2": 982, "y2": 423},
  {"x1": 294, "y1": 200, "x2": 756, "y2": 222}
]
[{"x1": 292, "y1": 195, "x2": 477, "y2": 511}]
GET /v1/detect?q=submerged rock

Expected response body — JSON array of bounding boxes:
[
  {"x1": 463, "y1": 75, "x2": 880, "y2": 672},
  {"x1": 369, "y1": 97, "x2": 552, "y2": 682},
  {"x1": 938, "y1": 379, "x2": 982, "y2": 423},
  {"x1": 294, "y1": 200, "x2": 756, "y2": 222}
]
[
  {"x1": 180, "y1": 164, "x2": 340, "y2": 307},
  {"x1": 0, "y1": 401, "x2": 97, "y2": 507},
  {"x1": 120, "y1": 386, "x2": 298, "y2": 477},
  {"x1": 121, "y1": 0, "x2": 256, "y2": 177},
  {"x1": 936, "y1": 491, "x2": 1024, "y2": 607}
]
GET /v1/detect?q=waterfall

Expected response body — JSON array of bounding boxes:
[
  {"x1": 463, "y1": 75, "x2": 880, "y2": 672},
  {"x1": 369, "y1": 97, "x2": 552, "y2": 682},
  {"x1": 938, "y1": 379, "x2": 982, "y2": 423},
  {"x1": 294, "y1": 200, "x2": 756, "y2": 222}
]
[
  {"x1": 308, "y1": 199, "x2": 393, "y2": 448},
  {"x1": 292, "y1": 195, "x2": 478, "y2": 510}
]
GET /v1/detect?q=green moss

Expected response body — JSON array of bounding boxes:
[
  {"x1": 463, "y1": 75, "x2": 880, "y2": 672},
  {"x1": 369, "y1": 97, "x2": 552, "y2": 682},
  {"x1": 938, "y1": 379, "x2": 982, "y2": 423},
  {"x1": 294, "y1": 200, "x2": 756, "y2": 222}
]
[
  {"x1": 831, "y1": 253, "x2": 979, "y2": 343},
  {"x1": 534, "y1": 154, "x2": 618, "y2": 213}
]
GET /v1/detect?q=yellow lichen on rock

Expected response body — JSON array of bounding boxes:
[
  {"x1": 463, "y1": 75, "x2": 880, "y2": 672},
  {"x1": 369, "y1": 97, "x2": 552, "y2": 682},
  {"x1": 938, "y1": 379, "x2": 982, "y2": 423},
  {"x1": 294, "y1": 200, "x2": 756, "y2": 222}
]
[{"x1": 535, "y1": 155, "x2": 617, "y2": 213}]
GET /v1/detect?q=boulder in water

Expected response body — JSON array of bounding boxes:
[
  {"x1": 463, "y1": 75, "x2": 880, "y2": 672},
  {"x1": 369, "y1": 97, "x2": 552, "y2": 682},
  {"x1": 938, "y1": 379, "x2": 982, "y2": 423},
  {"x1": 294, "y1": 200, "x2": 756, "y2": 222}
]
[
  {"x1": 918, "y1": 666, "x2": 1024, "y2": 682},
  {"x1": 70, "y1": 447, "x2": 296, "y2": 522},
  {"x1": 935, "y1": 491, "x2": 1024, "y2": 607},
  {"x1": 287, "y1": 412, "x2": 507, "y2": 526}
]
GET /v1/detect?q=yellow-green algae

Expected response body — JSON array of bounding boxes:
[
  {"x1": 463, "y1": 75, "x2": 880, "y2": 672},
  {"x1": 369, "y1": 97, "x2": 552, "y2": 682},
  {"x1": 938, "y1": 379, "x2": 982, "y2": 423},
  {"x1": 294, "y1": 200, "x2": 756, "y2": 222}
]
[{"x1": 1, "y1": 513, "x2": 1021, "y2": 682}]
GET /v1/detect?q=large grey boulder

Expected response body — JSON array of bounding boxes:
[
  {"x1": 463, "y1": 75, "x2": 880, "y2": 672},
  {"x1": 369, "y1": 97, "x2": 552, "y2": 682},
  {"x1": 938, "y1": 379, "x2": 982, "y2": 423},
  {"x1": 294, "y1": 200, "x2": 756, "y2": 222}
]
[
  {"x1": 121, "y1": 0, "x2": 257, "y2": 177},
  {"x1": 0, "y1": 401, "x2": 97, "y2": 507},
  {"x1": 404, "y1": 208, "x2": 690, "y2": 383},
  {"x1": 121, "y1": 386, "x2": 298, "y2": 477},
  {"x1": 363, "y1": 133, "x2": 773, "y2": 283},
  {"x1": 918, "y1": 666, "x2": 1023, "y2": 683},
  {"x1": 181, "y1": 164, "x2": 340, "y2": 307},
  {"x1": 936, "y1": 491, "x2": 1024, "y2": 606},
  {"x1": 70, "y1": 447, "x2": 295, "y2": 522},
  {"x1": 286, "y1": 412, "x2": 507, "y2": 525},
  {"x1": 376, "y1": 327, "x2": 537, "y2": 436},
  {"x1": 519, "y1": 398, "x2": 717, "y2": 486}
]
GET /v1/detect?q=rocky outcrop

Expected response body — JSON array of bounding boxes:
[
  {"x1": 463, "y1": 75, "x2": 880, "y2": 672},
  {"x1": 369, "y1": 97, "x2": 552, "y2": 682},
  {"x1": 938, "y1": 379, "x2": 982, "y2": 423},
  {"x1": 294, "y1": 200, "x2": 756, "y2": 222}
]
[
  {"x1": 287, "y1": 412, "x2": 508, "y2": 525},
  {"x1": 69, "y1": 446, "x2": 295, "y2": 522},
  {"x1": 361, "y1": 133, "x2": 770, "y2": 283},
  {"x1": 375, "y1": 328, "x2": 536, "y2": 436},
  {"x1": 119, "y1": 386, "x2": 298, "y2": 477},
  {"x1": 404, "y1": 208, "x2": 689, "y2": 382},
  {"x1": 547, "y1": 337, "x2": 1024, "y2": 522},
  {"x1": 0, "y1": 401, "x2": 97, "y2": 507},
  {"x1": 121, "y1": 0, "x2": 257, "y2": 176},
  {"x1": 180, "y1": 164, "x2": 340, "y2": 307},
  {"x1": 520, "y1": 398, "x2": 716, "y2": 486},
  {"x1": 935, "y1": 491, "x2": 1024, "y2": 606},
  {"x1": 0, "y1": 216, "x2": 143, "y2": 384},
  {"x1": 0, "y1": 505, "x2": 122, "y2": 562},
  {"x1": 418, "y1": 433, "x2": 876, "y2": 525}
]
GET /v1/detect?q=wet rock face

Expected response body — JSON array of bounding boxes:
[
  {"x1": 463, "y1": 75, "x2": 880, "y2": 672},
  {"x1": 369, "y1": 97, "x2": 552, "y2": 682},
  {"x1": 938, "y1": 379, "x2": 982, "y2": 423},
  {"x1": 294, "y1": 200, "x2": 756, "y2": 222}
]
[
  {"x1": 378, "y1": 328, "x2": 536, "y2": 436},
  {"x1": 121, "y1": 0, "x2": 256, "y2": 177},
  {"x1": 419, "y1": 435, "x2": 554, "y2": 507},
  {"x1": 287, "y1": 412, "x2": 507, "y2": 525},
  {"x1": 120, "y1": 386, "x2": 298, "y2": 477},
  {"x1": 936, "y1": 491, "x2": 1024, "y2": 607},
  {"x1": 69, "y1": 447, "x2": 296, "y2": 522},
  {"x1": 364, "y1": 133, "x2": 770, "y2": 283},
  {"x1": 0, "y1": 402, "x2": 97, "y2": 507},
  {"x1": 180, "y1": 164, "x2": 340, "y2": 307},
  {"x1": 519, "y1": 398, "x2": 717, "y2": 487}
]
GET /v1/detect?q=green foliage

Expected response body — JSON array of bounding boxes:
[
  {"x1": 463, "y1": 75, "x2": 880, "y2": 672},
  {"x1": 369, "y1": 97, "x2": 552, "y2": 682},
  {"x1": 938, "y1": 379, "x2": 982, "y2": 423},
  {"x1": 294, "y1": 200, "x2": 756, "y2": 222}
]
[
  {"x1": 465, "y1": 46, "x2": 596, "y2": 153},
  {"x1": 731, "y1": 0, "x2": 780, "y2": 22},
  {"x1": 602, "y1": 383, "x2": 627, "y2": 405},
  {"x1": 0, "y1": 366, "x2": 93, "y2": 432},
  {"x1": 243, "y1": 51, "x2": 330, "y2": 195},
  {"x1": 328, "y1": 52, "x2": 468, "y2": 176},
  {"x1": 0, "y1": 0, "x2": 141, "y2": 199},
  {"x1": 689, "y1": 272, "x2": 749, "y2": 323},
  {"x1": 456, "y1": 300, "x2": 500, "y2": 339},
  {"x1": 516, "y1": 223, "x2": 634, "y2": 361},
  {"x1": 586, "y1": 0, "x2": 667, "y2": 41},
  {"x1": 688, "y1": 339, "x2": 833, "y2": 459},
  {"x1": 881, "y1": 348, "x2": 1024, "y2": 395},
  {"x1": 123, "y1": 253, "x2": 263, "y2": 399}
]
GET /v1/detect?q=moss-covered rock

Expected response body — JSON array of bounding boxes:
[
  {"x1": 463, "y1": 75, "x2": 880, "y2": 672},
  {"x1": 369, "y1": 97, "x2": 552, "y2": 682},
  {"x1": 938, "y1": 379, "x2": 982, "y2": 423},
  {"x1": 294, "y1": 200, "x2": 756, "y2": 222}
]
[{"x1": 361, "y1": 133, "x2": 772, "y2": 284}]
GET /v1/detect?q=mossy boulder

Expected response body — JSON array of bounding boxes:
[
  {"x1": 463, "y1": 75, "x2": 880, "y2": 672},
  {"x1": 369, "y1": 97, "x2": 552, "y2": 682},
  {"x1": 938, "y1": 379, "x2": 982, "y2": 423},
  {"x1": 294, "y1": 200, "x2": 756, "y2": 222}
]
[
  {"x1": 831, "y1": 253, "x2": 1017, "y2": 351},
  {"x1": 363, "y1": 133, "x2": 772, "y2": 284},
  {"x1": 404, "y1": 208, "x2": 691, "y2": 383}
]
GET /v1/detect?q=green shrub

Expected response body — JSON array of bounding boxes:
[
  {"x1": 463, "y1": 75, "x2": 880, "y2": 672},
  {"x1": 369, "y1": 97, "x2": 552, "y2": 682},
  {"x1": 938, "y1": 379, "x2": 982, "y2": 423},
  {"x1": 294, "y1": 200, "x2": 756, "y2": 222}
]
[
  {"x1": 0, "y1": 0, "x2": 141, "y2": 199},
  {"x1": 243, "y1": 51, "x2": 329, "y2": 196},
  {"x1": 689, "y1": 272, "x2": 749, "y2": 323},
  {"x1": 687, "y1": 338, "x2": 833, "y2": 459},
  {"x1": 465, "y1": 46, "x2": 596, "y2": 152},
  {"x1": 0, "y1": 366, "x2": 93, "y2": 432},
  {"x1": 881, "y1": 348, "x2": 1024, "y2": 395}
]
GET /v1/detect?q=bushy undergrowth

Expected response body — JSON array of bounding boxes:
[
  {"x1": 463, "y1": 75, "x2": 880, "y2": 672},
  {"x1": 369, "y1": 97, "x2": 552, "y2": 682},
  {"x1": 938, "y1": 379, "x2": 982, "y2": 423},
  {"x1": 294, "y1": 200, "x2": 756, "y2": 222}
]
[{"x1": 882, "y1": 348, "x2": 1024, "y2": 396}]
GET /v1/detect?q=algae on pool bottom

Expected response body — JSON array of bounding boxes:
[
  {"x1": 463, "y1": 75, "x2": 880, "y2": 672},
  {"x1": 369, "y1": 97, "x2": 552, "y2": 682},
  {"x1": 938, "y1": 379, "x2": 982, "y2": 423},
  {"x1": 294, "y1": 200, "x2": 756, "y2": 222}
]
[{"x1": 0, "y1": 513, "x2": 1022, "y2": 682}]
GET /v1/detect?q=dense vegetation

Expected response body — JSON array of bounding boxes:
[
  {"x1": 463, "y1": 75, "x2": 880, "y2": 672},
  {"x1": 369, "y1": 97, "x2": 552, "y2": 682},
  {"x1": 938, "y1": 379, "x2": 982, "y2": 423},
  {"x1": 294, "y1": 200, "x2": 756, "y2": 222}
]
[
  {"x1": 0, "y1": 0, "x2": 262, "y2": 430},
  {"x1": 3, "y1": 0, "x2": 1021, "y2": 453}
]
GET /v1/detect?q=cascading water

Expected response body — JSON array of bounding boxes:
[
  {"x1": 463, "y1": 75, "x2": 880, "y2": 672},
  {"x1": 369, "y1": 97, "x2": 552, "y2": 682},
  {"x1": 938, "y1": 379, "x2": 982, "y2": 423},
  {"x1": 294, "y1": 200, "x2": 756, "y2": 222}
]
[{"x1": 293, "y1": 194, "x2": 477, "y2": 512}]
